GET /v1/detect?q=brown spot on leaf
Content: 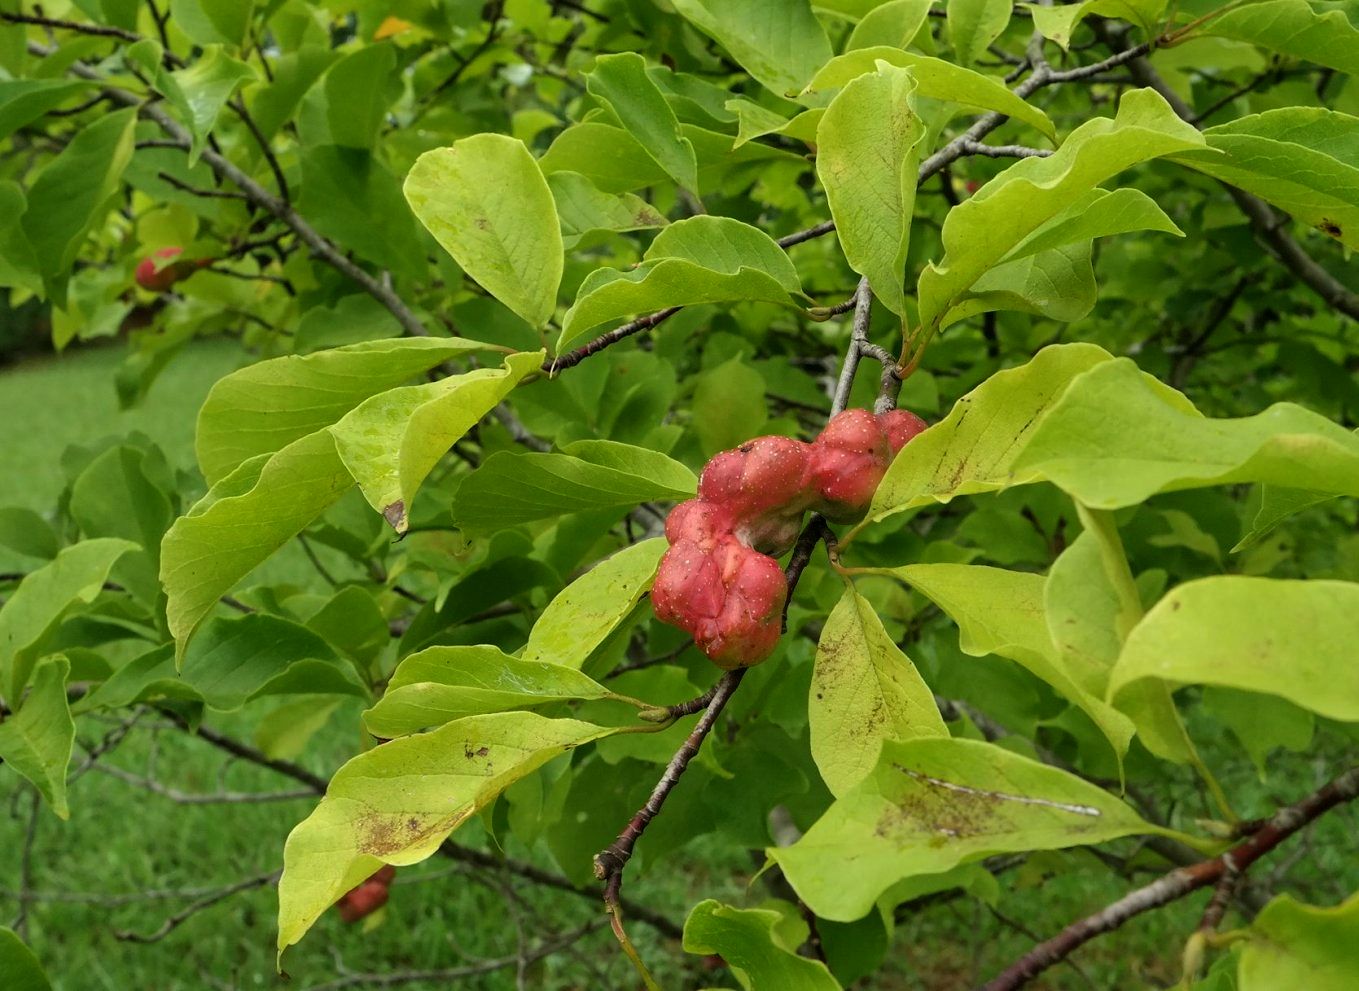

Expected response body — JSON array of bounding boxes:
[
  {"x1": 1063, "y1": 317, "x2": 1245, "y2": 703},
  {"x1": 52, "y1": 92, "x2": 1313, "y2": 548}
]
[
  {"x1": 1319, "y1": 218, "x2": 1342, "y2": 239},
  {"x1": 474, "y1": 218, "x2": 490, "y2": 230},
  {"x1": 383, "y1": 501, "x2": 407, "y2": 533}
]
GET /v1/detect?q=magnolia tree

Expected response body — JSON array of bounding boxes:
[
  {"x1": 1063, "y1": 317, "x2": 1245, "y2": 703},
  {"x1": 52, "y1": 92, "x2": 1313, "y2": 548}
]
[{"x1": 1, "y1": 0, "x2": 1358, "y2": 988}]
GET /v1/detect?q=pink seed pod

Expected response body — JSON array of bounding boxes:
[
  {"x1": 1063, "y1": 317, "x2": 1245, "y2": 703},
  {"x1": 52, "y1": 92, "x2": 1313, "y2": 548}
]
[
  {"x1": 808, "y1": 408, "x2": 893, "y2": 522},
  {"x1": 697, "y1": 539, "x2": 788, "y2": 669},
  {"x1": 698, "y1": 436, "x2": 813, "y2": 519},
  {"x1": 664, "y1": 499, "x2": 737, "y2": 551},
  {"x1": 878, "y1": 408, "x2": 928, "y2": 452}
]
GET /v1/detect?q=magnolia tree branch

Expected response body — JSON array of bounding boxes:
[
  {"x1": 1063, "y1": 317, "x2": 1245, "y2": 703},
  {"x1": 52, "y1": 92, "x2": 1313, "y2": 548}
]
[
  {"x1": 980, "y1": 765, "x2": 1359, "y2": 991},
  {"x1": 31, "y1": 43, "x2": 432, "y2": 339},
  {"x1": 114, "y1": 869, "x2": 282, "y2": 944}
]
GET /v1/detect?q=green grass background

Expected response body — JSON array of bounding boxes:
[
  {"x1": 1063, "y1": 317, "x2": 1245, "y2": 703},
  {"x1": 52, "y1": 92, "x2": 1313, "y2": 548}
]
[{"x1": 1, "y1": 345, "x2": 1355, "y2": 990}]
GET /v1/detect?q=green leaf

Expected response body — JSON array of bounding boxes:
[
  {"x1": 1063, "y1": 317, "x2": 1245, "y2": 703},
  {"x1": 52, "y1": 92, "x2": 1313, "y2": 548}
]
[
  {"x1": 888, "y1": 563, "x2": 1136, "y2": 761},
  {"x1": 1004, "y1": 186, "x2": 1184, "y2": 260},
  {"x1": 811, "y1": 587, "x2": 946, "y2": 798},
  {"x1": 1203, "y1": 687, "x2": 1314, "y2": 777},
  {"x1": 1198, "y1": 0, "x2": 1359, "y2": 75},
  {"x1": 846, "y1": 0, "x2": 936, "y2": 50},
  {"x1": 298, "y1": 146, "x2": 428, "y2": 279},
  {"x1": 1011, "y1": 358, "x2": 1359, "y2": 509},
  {"x1": 1239, "y1": 893, "x2": 1359, "y2": 990},
  {"x1": 770, "y1": 737, "x2": 1159, "y2": 921},
  {"x1": 669, "y1": 0, "x2": 833, "y2": 97},
  {"x1": 0, "y1": 927, "x2": 52, "y2": 991},
  {"x1": 862, "y1": 343, "x2": 1115, "y2": 529},
  {"x1": 1109, "y1": 576, "x2": 1359, "y2": 723},
  {"x1": 277, "y1": 712, "x2": 617, "y2": 957},
  {"x1": 196, "y1": 338, "x2": 499, "y2": 486},
  {"x1": 0, "y1": 538, "x2": 136, "y2": 702},
  {"x1": 79, "y1": 613, "x2": 369, "y2": 712},
  {"x1": 942, "y1": 242, "x2": 1098, "y2": 328},
  {"x1": 21, "y1": 107, "x2": 137, "y2": 303},
  {"x1": 315, "y1": 43, "x2": 395, "y2": 149},
  {"x1": 161, "y1": 431, "x2": 353, "y2": 656},
  {"x1": 0, "y1": 182, "x2": 39, "y2": 293},
  {"x1": 405, "y1": 134, "x2": 563, "y2": 327},
  {"x1": 587, "y1": 53, "x2": 698, "y2": 192},
  {"x1": 1025, "y1": 0, "x2": 1168, "y2": 49},
  {"x1": 169, "y1": 0, "x2": 254, "y2": 47},
  {"x1": 1170, "y1": 108, "x2": 1359, "y2": 248},
  {"x1": 683, "y1": 900, "x2": 843, "y2": 990},
  {"x1": 1233, "y1": 485, "x2": 1336, "y2": 552},
  {"x1": 363, "y1": 645, "x2": 616, "y2": 738},
  {"x1": 547, "y1": 172, "x2": 668, "y2": 249},
  {"x1": 0, "y1": 79, "x2": 92, "y2": 142},
  {"x1": 452, "y1": 441, "x2": 696, "y2": 532},
  {"x1": 1047, "y1": 511, "x2": 1199, "y2": 766},
  {"x1": 947, "y1": 0, "x2": 1013, "y2": 64},
  {"x1": 540, "y1": 121, "x2": 803, "y2": 194},
  {"x1": 0, "y1": 508, "x2": 58, "y2": 561},
  {"x1": 0, "y1": 657, "x2": 75, "y2": 819},
  {"x1": 816, "y1": 62, "x2": 925, "y2": 318},
  {"x1": 916, "y1": 89, "x2": 1204, "y2": 334},
  {"x1": 329, "y1": 350, "x2": 543, "y2": 533},
  {"x1": 558, "y1": 216, "x2": 804, "y2": 350},
  {"x1": 805, "y1": 49, "x2": 1057, "y2": 142},
  {"x1": 165, "y1": 46, "x2": 255, "y2": 164},
  {"x1": 523, "y1": 538, "x2": 667, "y2": 671}
]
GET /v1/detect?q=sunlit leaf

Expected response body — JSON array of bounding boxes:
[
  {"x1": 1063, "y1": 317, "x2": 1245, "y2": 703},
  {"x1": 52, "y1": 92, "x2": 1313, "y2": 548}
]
[
  {"x1": 0, "y1": 656, "x2": 74, "y2": 818},
  {"x1": 586, "y1": 53, "x2": 698, "y2": 192},
  {"x1": 0, "y1": 538, "x2": 136, "y2": 701},
  {"x1": 1110, "y1": 576, "x2": 1359, "y2": 723},
  {"x1": 1012, "y1": 358, "x2": 1359, "y2": 508},
  {"x1": 363, "y1": 645, "x2": 617, "y2": 738},
  {"x1": 816, "y1": 62, "x2": 925, "y2": 318},
  {"x1": 811, "y1": 586, "x2": 946, "y2": 797},
  {"x1": 196, "y1": 338, "x2": 497, "y2": 485},
  {"x1": 523, "y1": 538, "x2": 667, "y2": 672},
  {"x1": 770, "y1": 737, "x2": 1160, "y2": 921},
  {"x1": 329, "y1": 350, "x2": 544, "y2": 533},
  {"x1": 405, "y1": 135, "x2": 563, "y2": 326},
  {"x1": 277, "y1": 712, "x2": 617, "y2": 956},
  {"x1": 684, "y1": 900, "x2": 843, "y2": 990}
]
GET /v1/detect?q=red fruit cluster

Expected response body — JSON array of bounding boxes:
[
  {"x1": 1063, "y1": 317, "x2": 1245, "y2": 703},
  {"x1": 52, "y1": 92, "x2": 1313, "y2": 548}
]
[
  {"x1": 135, "y1": 246, "x2": 210, "y2": 292},
  {"x1": 336, "y1": 865, "x2": 396, "y2": 923},
  {"x1": 652, "y1": 408, "x2": 927, "y2": 669}
]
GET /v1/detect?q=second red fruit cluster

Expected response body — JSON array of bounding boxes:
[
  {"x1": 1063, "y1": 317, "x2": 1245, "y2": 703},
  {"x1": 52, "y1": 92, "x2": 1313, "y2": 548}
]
[{"x1": 652, "y1": 408, "x2": 927, "y2": 669}]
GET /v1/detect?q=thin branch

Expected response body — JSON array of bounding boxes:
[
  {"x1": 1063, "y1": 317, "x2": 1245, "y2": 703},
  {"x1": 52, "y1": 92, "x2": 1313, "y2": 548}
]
[
  {"x1": 492, "y1": 404, "x2": 552, "y2": 452},
  {"x1": 955, "y1": 140, "x2": 1052, "y2": 159},
  {"x1": 830, "y1": 277, "x2": 873, "y2": 414},
  {"x1": 156, "y1": 171, "x2": 249, "y2": 201},
  {"x1": 10, "y1": 789, "x2": 40, "y2": 941},
  {"x1": 547, "y1": 306, "x2": 681, "y2": 374},
  {"x1": 0, "y1": 11, "x2": 138, "y2": 41},
  {"x1": 980, "y1": 765, "x2": 1359, "y2": 991},
  {"x1": 33, "y1": 42, "x2": 432, "y2": 339},
  {"x1": 92, "y1": 763, "x2": 315, "y2": 804},
  {"x1": 114, "y1": 870, "x2": 281, "y2": 943}
]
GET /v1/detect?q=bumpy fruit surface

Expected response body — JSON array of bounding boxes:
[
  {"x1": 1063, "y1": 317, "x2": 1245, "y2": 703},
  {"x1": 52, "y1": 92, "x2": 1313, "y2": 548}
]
[
  {"x1": 808, "y1": 409, "x2": 893, "y2": 522},
  {"x1": 652, "y1": 407, "x2": 927, "y2": 668},
  {"x1": 878, "y1": 408, "x2": 928, "y2": 453}
]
